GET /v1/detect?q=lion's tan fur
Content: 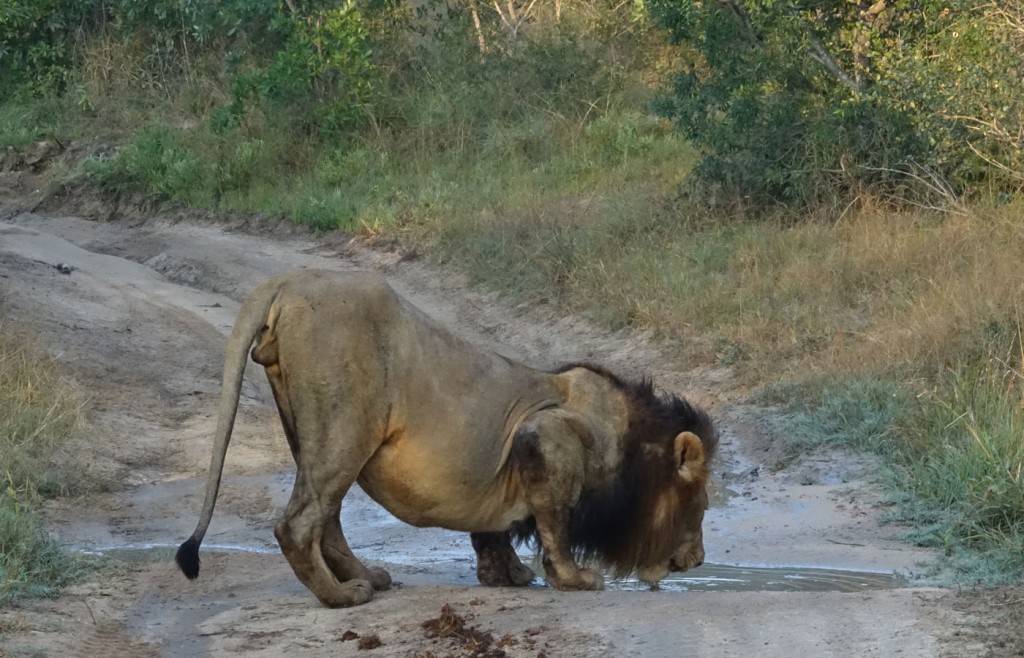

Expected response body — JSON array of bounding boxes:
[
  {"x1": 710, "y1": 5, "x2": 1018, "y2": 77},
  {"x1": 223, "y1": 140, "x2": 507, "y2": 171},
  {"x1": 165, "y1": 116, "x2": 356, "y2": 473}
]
[{"x1": 177, "y1": 270, "x2": 715, "y2": 607}]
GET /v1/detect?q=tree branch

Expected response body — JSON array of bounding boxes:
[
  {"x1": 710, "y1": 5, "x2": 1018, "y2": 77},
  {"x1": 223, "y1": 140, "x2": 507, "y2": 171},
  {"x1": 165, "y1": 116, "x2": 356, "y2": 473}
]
[
  {"x1": 806, "y1": 33, "x2": 860, "y2": 93},
  {"x1": 716, "y1": 0, "x2": 762, "y2": 49},
  {"x1": 469, "y1": 2, "x2": 488, "y2": 54}
]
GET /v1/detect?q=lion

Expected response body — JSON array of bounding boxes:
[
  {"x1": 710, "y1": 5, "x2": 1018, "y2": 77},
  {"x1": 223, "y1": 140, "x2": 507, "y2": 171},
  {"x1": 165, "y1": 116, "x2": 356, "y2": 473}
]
[{"x1": 176, "y1": 269, "x2": 717, "y2": 607}]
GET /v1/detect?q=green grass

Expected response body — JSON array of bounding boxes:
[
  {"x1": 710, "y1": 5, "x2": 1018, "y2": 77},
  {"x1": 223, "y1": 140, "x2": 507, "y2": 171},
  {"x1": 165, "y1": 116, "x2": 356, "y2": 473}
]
[
  {"x1": 0, "y1": 96, "x2": 70, "y2": 150},
  {"x1": 765, "y1": 352, "x2": 1024, "y2": 585},
  {"x1": 761, "y1": 377, "x2": 906, "y2": 452},
  {"x1": 0, "y1": 488, "x2": 87, "y2": 601},
  {"x1": 0, "y1": 321, "x2": 90, "y2": 602},
  {"x1": 899, "y1": 362, "x2": 1024, "y2": 583}
]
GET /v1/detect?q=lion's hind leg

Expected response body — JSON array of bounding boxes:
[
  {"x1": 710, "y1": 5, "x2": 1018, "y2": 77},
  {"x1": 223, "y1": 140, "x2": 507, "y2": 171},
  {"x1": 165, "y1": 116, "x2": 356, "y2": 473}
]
[
  {"x1": 275, "y1": 473, "x2": 374, "y2": 608},
  {"x1": 471, "y1": 531, "x2": 535, "y2": 587},
  {"x1": 322, "y1": 515, "x2": 392, "y2": 592}
]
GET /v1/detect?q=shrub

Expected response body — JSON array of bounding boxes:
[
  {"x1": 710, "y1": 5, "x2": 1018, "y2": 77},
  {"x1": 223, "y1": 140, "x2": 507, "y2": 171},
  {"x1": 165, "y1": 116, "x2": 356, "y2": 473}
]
[
  {"x1": 0, "y1": 0, "x2": 103, "y2": 94},
  {"x1": 650, "y1": 0, "x2": 1024, "y2": 207},
  {"x1": 219, "y1": 1, "x2": 377, "y2": 136}
]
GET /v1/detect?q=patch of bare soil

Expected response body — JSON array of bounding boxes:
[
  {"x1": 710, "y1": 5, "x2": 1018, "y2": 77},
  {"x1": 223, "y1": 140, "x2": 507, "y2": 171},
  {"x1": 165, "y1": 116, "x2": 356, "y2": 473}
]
[
  {"x1": 942, "y1": 586, "x2": 1024, "y2": 657},
  {"x1": 0, "y1": 177, "x2": 1012, "y2": 656}
]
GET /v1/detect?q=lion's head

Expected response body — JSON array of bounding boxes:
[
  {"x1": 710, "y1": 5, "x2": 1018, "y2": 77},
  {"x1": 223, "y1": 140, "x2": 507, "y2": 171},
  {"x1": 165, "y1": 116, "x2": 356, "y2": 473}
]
[{"x1": 515, "y1": 365, "x2": 717, "y2": 586}]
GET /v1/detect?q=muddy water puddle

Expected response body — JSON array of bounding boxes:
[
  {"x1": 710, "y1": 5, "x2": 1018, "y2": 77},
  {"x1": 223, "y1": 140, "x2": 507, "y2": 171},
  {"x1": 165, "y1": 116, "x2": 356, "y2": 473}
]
[
  {"x1": 73, "y1": 478, "x2": 904, "y2": 595},
  {"x1": 80, "y1": 543, "x2": 277, "y2": 562},
  {"x1": 84, "y1": 544, "x2": 901, "y2": 594}
]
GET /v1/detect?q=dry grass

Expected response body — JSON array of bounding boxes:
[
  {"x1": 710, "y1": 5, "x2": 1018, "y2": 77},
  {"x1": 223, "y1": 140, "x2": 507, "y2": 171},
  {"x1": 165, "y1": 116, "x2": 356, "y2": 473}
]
[
  {"x1": 435, "y1": 196, "x2": 1024, "y2": 382},
  {"x1": 806, "y1": 204, "x2": 1023, "y2": 377},
  {"x1": 0, "y1": 323, "x2": 83, "y2": 492},
  {"x1": 0, "y1": 304, "x2": 87, "y2": 601},
  {"x1": 79, "y1": 36, "x2": 168, "y2": 98}
]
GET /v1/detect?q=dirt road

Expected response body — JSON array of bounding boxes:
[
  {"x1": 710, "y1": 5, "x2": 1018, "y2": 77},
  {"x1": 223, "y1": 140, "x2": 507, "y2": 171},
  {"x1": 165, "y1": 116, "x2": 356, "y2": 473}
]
[{"x1": 0, "y1": 196, "x2": 994, "y2": 656}]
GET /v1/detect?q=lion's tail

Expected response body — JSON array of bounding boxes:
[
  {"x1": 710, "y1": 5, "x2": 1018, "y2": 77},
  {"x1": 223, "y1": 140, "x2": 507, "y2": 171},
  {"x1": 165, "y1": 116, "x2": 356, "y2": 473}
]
[{"x1": 175, "y1": 275, "x2": 283, "y2": 580}]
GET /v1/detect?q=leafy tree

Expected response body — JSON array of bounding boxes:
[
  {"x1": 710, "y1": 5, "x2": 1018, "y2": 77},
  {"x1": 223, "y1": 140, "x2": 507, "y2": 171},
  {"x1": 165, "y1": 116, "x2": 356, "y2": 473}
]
[
  {"x1": 0, "y1": 0, "x2": 102, "y2": 94},
  {"x1": 221, "y1": 1, "x2": 377, "y2": 135},
  {"x1": 650, "y1": 0, "x2": 1024, "y2": 207}
]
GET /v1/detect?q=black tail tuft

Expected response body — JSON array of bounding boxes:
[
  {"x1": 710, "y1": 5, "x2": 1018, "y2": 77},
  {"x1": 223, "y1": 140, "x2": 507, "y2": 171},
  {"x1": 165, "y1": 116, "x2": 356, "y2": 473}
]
[{"x1": 175, "y1": 536, "x2": 202, "y2": 580}]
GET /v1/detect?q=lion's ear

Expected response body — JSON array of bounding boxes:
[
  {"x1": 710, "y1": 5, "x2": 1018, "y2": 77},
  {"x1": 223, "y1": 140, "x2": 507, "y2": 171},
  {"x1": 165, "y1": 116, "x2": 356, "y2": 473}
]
[{"x1": 674, "y1": 431, "x2": 706, "y2": 483}]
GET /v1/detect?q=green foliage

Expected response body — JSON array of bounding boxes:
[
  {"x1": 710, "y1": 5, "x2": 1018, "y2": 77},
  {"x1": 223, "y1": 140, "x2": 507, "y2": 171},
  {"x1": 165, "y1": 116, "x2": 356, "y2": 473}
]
[
  {"x1": 0, "y1": 96, "x2": 68, "y2": 149},
  {"x1": 763, "y1": 377, "x2": 906, "y2": 452},
  {"x1": 0, "y1": 486, "x2": 86, "y2": 601},
  {"x1": 83, "y1": 126, "x2": 210, "y2": 204},
  {"x1": 0, "y1": 0, "x2": 102, "y2": 94},
  {"x1": 650, "y1": 0, "x2": 1024, "y2": 206},
  {"x1": 880, "y1": 5, "x2": 1024, "y2": 190},
  {"x1": 222, "y1": 2, "x2": 377, "y2": 136},
  {"x1": 82, "y1": 126, "x2": 295, "y2": 213},
  {"x1": 3, "y1": 0, "x2": 377, "y2": 132}
]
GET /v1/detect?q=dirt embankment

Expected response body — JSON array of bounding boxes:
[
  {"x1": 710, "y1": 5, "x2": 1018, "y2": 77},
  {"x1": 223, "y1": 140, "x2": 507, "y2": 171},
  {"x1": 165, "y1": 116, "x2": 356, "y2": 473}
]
[{"x1": 0, "y1": 186, "x2": 1014, "y2": 656}]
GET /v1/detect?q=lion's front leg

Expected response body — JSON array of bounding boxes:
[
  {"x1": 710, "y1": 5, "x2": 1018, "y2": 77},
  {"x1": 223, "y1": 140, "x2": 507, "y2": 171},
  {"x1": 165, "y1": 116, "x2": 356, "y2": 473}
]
[
  {"x1": 531, "y1": 510, "x2": 604, "y2": 591},
  {"x1": 513, "y1": 421, "x2": 604, "y2": 592},
  {"x1": 471, "y1": 531, "x2": 535, "y2": 587}
]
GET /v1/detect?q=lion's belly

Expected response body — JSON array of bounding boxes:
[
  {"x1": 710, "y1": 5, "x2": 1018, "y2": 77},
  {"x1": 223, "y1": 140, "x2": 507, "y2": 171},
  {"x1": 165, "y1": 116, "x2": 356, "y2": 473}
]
[{"x1": 356, "y1": 446, "x2": 528, "y2": 533}]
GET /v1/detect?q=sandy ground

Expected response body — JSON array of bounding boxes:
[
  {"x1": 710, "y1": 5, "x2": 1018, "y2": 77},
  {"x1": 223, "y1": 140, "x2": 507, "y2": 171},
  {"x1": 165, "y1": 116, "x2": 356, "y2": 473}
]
[{"x1": 0, "y1": 177, "x2": 1013, "y2": 656}]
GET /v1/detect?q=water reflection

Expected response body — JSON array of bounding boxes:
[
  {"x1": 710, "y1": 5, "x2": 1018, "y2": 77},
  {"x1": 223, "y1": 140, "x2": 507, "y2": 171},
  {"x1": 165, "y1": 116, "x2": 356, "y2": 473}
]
[{"x1": 608, "y1": 563, "x2": 903, "y2": 593}]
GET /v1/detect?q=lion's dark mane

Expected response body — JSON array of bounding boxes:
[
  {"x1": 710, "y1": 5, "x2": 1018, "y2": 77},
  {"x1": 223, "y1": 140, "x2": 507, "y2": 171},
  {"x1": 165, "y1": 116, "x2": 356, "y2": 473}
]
[{"x1": 512, "y1": 363, "x2": 718, "y2": 576}]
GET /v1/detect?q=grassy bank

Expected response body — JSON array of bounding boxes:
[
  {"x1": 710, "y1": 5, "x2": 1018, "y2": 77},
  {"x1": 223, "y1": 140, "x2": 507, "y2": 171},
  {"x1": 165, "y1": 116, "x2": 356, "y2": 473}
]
[
  {"x1": 764, "y1": 358, "x2": 1024, "y2": 584},
  {"x1": 0, "y1": 316, "x2": 88, "y2": 601}
]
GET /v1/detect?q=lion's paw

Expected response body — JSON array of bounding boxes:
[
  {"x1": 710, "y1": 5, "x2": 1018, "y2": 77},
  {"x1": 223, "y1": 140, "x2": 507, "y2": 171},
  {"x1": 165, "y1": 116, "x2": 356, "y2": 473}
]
[
  {"x1": 477, "y1": 556, "x2": 535, "y2": 587},
  {"x1": 320, "y1": 578, "x2": 374, "y2": 608},
  {"x1": 577, "y1": 569, "x2": 605, "y2": 591},
  {"x1": 549, "y1": 568, "x2": 604, "y2": 591},
  {"x1": 508, "y1": 561, "x2": 535, "y2": 587}
]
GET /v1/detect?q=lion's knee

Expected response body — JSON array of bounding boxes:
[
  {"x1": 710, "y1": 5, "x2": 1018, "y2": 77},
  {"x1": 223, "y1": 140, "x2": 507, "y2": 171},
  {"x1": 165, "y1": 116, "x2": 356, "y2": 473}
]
[{"x1": 274, "y1": 519, "x2": 304, "y2": 555}]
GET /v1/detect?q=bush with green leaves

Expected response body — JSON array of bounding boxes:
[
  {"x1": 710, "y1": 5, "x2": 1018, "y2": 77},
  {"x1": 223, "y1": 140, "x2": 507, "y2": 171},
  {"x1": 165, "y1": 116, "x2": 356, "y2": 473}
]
[
  {"x1": 220, "y1": 1, "x2": 377, "y2": 136},
  {"x1": 880, "y1": 4, "x2": 1024, "y2": 192},
  {"x1": 3, "y1": 0, "x2": 378, "y2": 133},
  {"x1": 0, "y1": 0, "x2": 102, "y2": 94},
  {"x1": 650, "y1": 0, "x2": 1024, "y2": 207}
]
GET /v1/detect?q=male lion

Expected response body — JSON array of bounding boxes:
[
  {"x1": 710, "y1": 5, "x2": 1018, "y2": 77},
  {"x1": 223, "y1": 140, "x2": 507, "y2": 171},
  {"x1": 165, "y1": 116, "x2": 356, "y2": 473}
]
[{"x1": 176, "y1": 270, "x2": 717, "y2": 607}]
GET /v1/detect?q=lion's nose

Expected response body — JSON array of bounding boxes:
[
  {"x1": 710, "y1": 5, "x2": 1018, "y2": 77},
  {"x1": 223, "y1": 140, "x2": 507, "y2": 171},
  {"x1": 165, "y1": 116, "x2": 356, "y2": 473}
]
[{"x1": 669, "y1": 550, "x2": 704, "y2": 572}]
